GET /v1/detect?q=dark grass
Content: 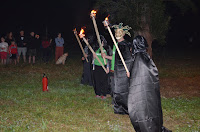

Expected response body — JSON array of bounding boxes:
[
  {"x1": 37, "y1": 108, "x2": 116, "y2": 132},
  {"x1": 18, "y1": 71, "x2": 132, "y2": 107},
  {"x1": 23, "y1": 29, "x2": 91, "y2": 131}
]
[{"x1": 0, "y1": 54, "x2": 200, "y2": 131}]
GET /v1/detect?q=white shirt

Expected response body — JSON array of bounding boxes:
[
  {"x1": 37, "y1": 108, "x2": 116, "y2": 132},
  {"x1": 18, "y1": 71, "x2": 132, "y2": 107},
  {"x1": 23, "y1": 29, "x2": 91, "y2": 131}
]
[{"x1": 0, "y1": 42, "x2": 8, "y2": 52}]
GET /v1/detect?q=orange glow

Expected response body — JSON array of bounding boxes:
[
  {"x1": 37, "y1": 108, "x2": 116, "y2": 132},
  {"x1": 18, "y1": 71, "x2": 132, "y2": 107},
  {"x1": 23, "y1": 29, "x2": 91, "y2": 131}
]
[
  {"x1": 79, "y1": 28, "x2": 85, "y2": 38},
  {"x1": 105, "y1": 15, "x2": 110, "y2": 21},
  {"x1": 103, "y1": 15, "x2": 110, "y2": 26},
  {"x1": 73, "y1": 28, "x2": 76, "y2": 32},
  {"x1": 91, "y1": 10, "x2": 97, "y2": 17}
]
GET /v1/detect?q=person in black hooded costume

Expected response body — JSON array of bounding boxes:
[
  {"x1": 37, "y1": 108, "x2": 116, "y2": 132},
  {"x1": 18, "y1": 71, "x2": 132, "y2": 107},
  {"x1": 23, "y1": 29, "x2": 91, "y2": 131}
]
[
  {"x1": 102, "y1": 23, "x2": 132, "y2": 114},
  {"x1": 81, "y1": 35, "x2": 93, "y2": 86},
  {"x1": 128, "y1": 35, "x2": 171, "y2": 132}
]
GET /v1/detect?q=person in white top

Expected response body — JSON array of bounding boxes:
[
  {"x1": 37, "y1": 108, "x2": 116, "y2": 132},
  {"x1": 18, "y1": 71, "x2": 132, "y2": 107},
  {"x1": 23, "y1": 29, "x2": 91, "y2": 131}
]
[{"x1": 0, "y1": 37, "x2": 9, "y2": 64}]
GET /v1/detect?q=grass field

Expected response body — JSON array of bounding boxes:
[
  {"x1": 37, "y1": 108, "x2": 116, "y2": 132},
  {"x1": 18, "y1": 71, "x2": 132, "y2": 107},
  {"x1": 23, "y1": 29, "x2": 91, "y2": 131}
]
[{"x1": 0, "y1": 53, "x2": 200, "y2": 132}]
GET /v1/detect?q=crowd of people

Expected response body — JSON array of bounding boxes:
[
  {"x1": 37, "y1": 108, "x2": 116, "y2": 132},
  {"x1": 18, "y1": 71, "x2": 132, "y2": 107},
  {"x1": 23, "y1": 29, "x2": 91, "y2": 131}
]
[
  {"x1": 80, "y1": 23, "x2": 172, "y2": 132},
  {"x1": 0, "y1": 31, "x2": 65, "y2": 65}
]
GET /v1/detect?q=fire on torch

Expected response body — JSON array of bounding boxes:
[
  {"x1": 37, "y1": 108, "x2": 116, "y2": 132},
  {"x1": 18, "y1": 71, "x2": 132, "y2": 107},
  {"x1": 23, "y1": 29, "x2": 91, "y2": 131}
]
[
  {"x1": 79, "y1": 28, "x2": 108, "y2": 73},
  {"x1": 103, "y1": 16, "x2": 130, "y2": 77},
  {"x1": 73, "y1": 28, "x2": 89, "y2": 62},
  {"x1": 90, "y1": 10, "x2": 107, "y2": 65}
]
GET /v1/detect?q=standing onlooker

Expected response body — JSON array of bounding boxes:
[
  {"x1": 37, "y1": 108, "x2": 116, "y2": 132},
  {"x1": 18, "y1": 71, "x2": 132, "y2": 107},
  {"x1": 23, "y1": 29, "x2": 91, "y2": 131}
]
[
  {"x1": 42, "y1": 36, "x2": 52, "y2": 63},
  {"x1": 35, "y1": 34, "x2": 41, "y2": 53},
  {"x1": 9, "y1": 40, "x2": 18, "y2": 65},
  {"x1": 5, "y1": 32, "x2": 15, "y2": 64},
  {"x1": 27, "y1": 32, "x2": 37, "y2": 64},
  {"x1": 0, "y1": 37, "x2": 8, "y2": 65},
  {"x1": 6, "y1": 32, "x2": 15, "y2": 46},
  {"x1": 55, "y1": 33, "x2": 64, "y2": 62},
  {"x1": 16, "y1": 30, "x2": 27, "y2": 63}
]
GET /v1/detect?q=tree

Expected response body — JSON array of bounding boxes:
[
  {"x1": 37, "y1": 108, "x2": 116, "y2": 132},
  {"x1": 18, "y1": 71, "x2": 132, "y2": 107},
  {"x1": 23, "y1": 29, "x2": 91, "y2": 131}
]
[{"x1": 94, "y1": 0, "x2": 170, "y2": 57}]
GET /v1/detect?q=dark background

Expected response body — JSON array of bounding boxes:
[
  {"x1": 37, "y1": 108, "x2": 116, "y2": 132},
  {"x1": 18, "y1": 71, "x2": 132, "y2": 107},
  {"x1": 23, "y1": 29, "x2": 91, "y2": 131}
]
[
  {"x1": 0, "y1": 0, "x2": 94, "y2": 44},
  {"x1": 165, "y1": 0, "x2": 200, "y2": 49},
  {"x1": 0, "y1": 0, "x2": 200, "y2": 51}
]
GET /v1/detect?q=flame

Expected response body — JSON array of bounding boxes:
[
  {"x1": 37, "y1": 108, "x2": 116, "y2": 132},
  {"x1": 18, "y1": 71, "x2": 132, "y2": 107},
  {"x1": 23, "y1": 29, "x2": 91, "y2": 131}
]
[
  {"x1": 73, "y1": 28, "x2": 76, "y2": 32},
  {"x1": 79, "y1": 28, "x2": 85, "y2": 37},
  {"x1": 91, "y1": 10, "x2": 97, "y2": 16},
  {"x1": 103, "y1": 15, "x2": 110, "y2": 26},
  {"x1": 105, "y1": 15, "x2": 110, "y2": 21}
]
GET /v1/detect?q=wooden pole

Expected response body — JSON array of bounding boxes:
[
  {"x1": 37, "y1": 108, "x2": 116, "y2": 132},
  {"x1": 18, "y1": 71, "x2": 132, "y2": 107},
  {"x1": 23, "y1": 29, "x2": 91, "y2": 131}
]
[
  {"x1": 73, "y1": 30, "x2": 89, "y2": 62},
  {"x1": 82, "y1": 37, "x2": 107, "y2": 73},
  {"x1": 103, "y1": 20, "x2": 130, "y2": 77},
  {"x1": 91, "y1": 14, "x2": 107, "y2": 65}
]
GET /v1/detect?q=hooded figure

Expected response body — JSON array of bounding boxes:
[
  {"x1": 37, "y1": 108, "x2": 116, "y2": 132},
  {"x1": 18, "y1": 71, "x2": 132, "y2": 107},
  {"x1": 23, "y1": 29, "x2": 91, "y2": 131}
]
[
  {"x1": 81, "y1": 35, "x2": 93, "y2": 86},
  {"x1": 128, "y1": 35, "x2": 171, "y2": 132}
]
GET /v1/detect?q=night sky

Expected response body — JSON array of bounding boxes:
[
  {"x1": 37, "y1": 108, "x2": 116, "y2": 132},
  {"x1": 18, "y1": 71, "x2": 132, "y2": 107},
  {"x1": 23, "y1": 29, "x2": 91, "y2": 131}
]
[
  {"x1": 0, "y1": 0, "x2": 94, "y2": 43},
  {"x1": 0, "y1": 0, "x2": 200, "y2": 49}
]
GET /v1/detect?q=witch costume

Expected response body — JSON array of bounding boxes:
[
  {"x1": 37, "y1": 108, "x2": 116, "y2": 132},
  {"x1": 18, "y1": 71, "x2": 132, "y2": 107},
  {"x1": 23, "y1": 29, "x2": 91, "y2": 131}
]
[
  {"x1": 81, "y1": 44, "x2": 93, "y2": 86},
  {"x1": 112, "y1": 23, "x2": 133, "y2": 115},
  {"x1": 128, "y1": 35, "x2": 171, "y2": 132}
]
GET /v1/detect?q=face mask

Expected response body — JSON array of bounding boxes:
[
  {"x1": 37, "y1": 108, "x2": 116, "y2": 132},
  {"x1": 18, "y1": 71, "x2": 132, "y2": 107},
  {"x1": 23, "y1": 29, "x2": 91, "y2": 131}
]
[{"x1": 115, "y1": 29, "x2": 125, "y2": 40}]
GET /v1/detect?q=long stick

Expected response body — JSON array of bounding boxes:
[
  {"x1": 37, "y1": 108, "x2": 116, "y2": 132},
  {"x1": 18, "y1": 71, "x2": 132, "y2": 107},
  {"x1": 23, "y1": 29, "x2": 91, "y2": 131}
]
[
  {"x1": 91, "y1": 16, "x2": 107, "y2": 65},
  {"x1": 107, "y1": 26, "x2": 130, "y2": 76},
  {"x1": 73, "y1": 30, "x2": 89, "y2": 62},
  {"x1": 82, "y1": 37, "x2": 107, "y2": 73}
]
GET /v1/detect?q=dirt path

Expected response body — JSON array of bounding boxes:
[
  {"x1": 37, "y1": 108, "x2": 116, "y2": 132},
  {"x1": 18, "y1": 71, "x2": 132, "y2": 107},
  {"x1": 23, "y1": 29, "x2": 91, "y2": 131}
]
[{"x1": 160, "y1": 77, "x2": 200, "y2": 98}]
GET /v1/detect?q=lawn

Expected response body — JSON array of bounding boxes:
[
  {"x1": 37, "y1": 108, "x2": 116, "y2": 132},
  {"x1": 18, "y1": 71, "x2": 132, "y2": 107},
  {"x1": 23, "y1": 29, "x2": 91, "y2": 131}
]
[{"x1": 0, "y1": 52, "x2": 200, "y2": 132}]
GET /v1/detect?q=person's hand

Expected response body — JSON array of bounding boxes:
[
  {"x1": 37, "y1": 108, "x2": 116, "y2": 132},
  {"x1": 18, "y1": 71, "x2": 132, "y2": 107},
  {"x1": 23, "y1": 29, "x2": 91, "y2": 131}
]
[
  {"x1": 50, "y1": 39, "x2": 52, "y2": 43},
  {"x1": 106, "y1": 67, "x2": 110, "y2": 74},
  {"x1": 23, "y1": 43, "x2": 26, "y2": 45},
  {"x1": 126, "y1": 71, "x2": 130, "y2": 78},
  {"x1": 101, "y1": 53, "x2": 106, "y2": 59},
  {"x1": 93, "y1": 53, "x2": 97, "y2": 59},
  {"x1": 82, "y1": 57, "x2": 85, "y2": 60},
  {"x1": 84, "y1": 54, "x2": 88, "y2": 58}
]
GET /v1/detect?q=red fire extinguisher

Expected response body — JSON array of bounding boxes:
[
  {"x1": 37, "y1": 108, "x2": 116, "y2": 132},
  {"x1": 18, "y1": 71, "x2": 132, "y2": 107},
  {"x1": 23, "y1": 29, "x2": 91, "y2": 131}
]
[{"x1": 42, "y1": 73, "x2": 48, "y2": 92}]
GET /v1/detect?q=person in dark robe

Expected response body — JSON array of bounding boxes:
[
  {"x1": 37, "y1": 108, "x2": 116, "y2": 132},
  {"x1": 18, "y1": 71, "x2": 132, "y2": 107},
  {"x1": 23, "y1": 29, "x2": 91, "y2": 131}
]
[
  {"x1": 102, "y1": 23, "x2": 132, "y2": 114},
  {"x1": 81, "y1": 36, "x2": 93, "y2": 86},
  {"x1": 128, "y1": 35, "x2": 171, "y2": 132}
]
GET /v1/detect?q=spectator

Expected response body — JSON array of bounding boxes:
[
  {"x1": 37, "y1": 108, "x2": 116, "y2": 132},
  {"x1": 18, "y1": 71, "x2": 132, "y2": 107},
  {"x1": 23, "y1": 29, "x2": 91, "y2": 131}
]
[
  {"x1": 6, "y1": 32, "x2": 15, "y2": 46},
  {"x1": 42, "y1": 36, "x2": 52, "y2": 63},
  {"x1": 16, "y1": 30, "x2": 27, "y2": 63},
  {"x1": 0, "y1": 37, "x2": 9, "y2": 65},
  {"x1": 55, "y1": 33, "x2": 64, "y2": 62},
  {"x1": 27, "y1": 32, "x2": 37, "y2": 64},
  {"x1": 35, "y1": 34, "x2": 41, "y2": 52},
  {"x1": 9, "y1": 40, "x2": 18, "y2": 65}
]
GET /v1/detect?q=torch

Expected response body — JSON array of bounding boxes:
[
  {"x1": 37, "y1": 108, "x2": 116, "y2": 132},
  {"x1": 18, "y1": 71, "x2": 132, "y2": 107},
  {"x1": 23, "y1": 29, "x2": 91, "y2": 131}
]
[
  {"x1": 90, "y1": 10, "x2": 107, "y2": 65},
  {"x1": 79, "y1": 28, "x2": 107, "y2": 73},
  {"x1": 103, "y1": 17, "x2": 130, "y2": 77},
  {"x1": 73, "y1": 28, "x2": 89, "y2": 62}
]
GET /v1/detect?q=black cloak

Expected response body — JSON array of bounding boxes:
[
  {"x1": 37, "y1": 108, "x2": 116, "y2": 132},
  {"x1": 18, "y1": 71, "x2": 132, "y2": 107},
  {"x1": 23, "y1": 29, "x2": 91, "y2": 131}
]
[
  {"x1": 128, "y1": 35, "x2": 171, "y2": 132},
  {"x1": 113, "y1": 40, "x2": 132, "y2": 115}
]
